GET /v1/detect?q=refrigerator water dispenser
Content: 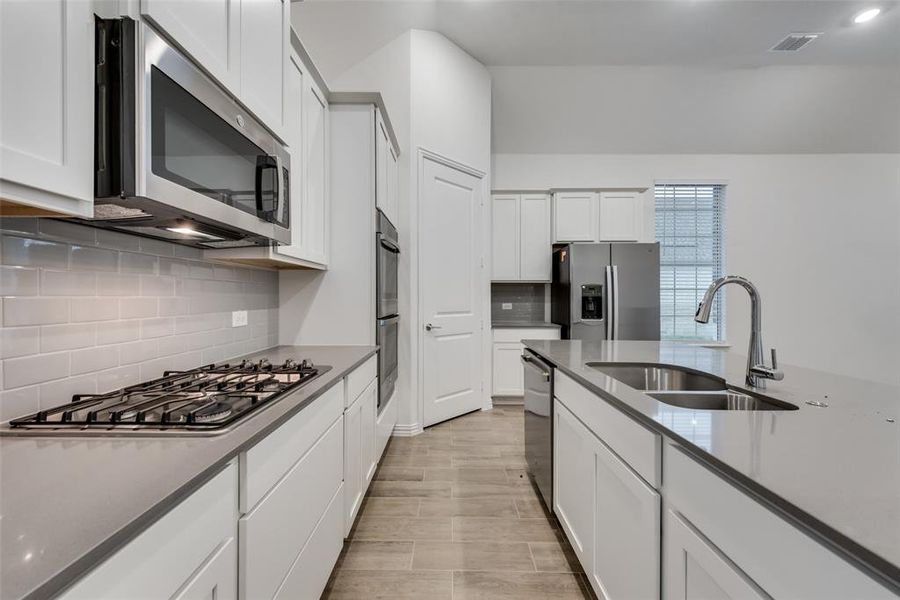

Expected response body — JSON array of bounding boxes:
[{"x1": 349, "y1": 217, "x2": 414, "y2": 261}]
[{"x1": 581, "y1": 284, "x2": 604, "y2": 320}]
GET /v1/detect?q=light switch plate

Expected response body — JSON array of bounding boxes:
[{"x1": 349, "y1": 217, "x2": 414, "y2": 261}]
[
  {"x1": 232, "y1": 310, "x2": 248, "y2": 327},
  {"x1": 501, "y1": 303, "x2": 513, "y2": 310}
]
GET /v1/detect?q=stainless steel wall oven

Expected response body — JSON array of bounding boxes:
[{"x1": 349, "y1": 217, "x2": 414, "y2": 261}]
[{"x1": 376, "y1": 209, "x2": 400, "y2": 411}]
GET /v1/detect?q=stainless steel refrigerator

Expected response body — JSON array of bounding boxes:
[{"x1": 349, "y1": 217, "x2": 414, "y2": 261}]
[{"x1": 551, "y1": 243, "x2": 660, "y2": 340}]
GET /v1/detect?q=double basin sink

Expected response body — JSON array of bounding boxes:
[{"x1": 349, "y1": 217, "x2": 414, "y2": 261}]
[{"x1": 586, "y1": 363, "x2": 798, "y2": 411}]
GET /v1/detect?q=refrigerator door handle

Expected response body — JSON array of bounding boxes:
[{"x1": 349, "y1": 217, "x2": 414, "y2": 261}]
[
  {"x1": 605, "y1": 265, "x2": 614, "y2": 340},
  {"x1": 611, "y1": 265, "x2": 620, "y2": 340}
]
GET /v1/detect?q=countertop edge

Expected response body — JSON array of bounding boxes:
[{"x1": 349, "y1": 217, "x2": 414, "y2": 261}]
[
  {"x1": 22, "y1": 346, "x2": 379, "y2": 600},
  {"x1": 525, "y1": 344, "x2": 900, "y2": 593}
]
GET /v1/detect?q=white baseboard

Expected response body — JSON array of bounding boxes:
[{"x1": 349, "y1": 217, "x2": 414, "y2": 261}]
[{"x1": 391, "y1": 422, "x2": 424, "y2": 437}]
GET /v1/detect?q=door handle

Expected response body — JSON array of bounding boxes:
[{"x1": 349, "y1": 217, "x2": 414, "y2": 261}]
[{"x1": 425, "y1": 323, "x2": 442, "y2": 331}]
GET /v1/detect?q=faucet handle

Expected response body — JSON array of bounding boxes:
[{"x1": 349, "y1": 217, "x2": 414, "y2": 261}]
[{"x1": 771, "y1": 348, "x2": 778, "y2": 370}]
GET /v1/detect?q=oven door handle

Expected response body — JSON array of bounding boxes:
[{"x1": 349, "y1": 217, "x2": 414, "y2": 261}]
[
  {"x1": 379, "y1": 237, "x2": 400, "y2": 254},
  {"x1": 378, "y1": 316, "x2": 400, "y2": 327}
]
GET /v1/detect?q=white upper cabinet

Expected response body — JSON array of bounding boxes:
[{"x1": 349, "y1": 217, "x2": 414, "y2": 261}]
[
  {"x1": 239, "y1": 0, "x2": 289, "y2": 137},
  {"x1": 553, "y1": 192, "x2": 598, "y2": 242},
  {"x1": 491, "y1": 193, "x2": 551, "y2": 282},
  {"x1": 0, "y1": 0, "x2": 94, "y2": 217},
  {"x1": 143, "y1": 0, "x2": 287, "y2": 139},
  {"x1": 599, "y1": 191, "x2": 642, "y2": 242},
  {"x1": 375, "y1": 109, "x2": 399, "y2": 226},
  {"x1": 520, "y1": 194, "x2": 552, "y2": 280},
  {"x1": 141, "y1": 0, "x2": 241, "y2": 94},
  {"x1": 301, "y1": 73, "x2": 329, "y2": 265},
  {"x1": 491, "y1": 195, "x2": 520, "y2": 280}
]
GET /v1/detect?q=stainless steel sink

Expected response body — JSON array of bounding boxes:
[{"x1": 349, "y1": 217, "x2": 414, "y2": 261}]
[
  {"x1": 586, "y1": 362, "x2": 798, "y2": 411},
  {"x1": 586, "y1": 363, "x2": 726, "y2": 392},
  {"x1": 647, "y1": 390, "x2": 798, "y2": 411}
]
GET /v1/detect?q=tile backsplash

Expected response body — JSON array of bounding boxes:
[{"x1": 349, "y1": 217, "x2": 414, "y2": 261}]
[
  {"x1": 0, "y1": 218, "x2": 278, "y2": 422},
  {"x1": 491, "y1": 283, "x2": 547, "y2": 323}
]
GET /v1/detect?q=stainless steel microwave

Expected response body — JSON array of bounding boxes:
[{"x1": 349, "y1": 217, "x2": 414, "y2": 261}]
[{"x1": 83, "y1": 17, "x2": 290, "y2": 248}]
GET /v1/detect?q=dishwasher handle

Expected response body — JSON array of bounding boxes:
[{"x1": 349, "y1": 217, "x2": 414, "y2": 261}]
[{"x1": 521, "y1": 354, "x2": 551, "y2": 382}]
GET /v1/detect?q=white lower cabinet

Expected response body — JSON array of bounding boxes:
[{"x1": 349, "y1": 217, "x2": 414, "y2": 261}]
[
  {"x1": 58, "y1": 463, "x2": 238, "y2": 600},
  {"x1": 272, "y1": 484, "x2": 345, "y2": 600},
  {"x1": 492, "y1": 328, "x2": 560, "y2": 396},
  {"x1": 376, "y1": 388, "x2": 398, "y2": 459},
  {"x1": 493, "y1": 342, "x2": 527, "y2": 396},
  {"x1": 590, "y1": 432, "x2": 660, "y2": 600},
  {"x1": 344, "y1": 376, "x2": 378, "y2": 535},
  {"x1": 664, "y1": 509, "x2": 767, "y2": 600},
  {"x1": 553, "y1": 401, "x2": 596, "y2": 567},
  {"x1": 240, "y1": 416, "x2": 343, "y2": 600}
]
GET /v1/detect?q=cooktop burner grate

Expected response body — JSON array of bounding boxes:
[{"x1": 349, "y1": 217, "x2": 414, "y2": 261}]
[{"x1": 7, "y1": 358, "x2": 331, "y2": 433}]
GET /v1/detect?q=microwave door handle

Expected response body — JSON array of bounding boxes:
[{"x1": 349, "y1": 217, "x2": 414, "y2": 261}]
[
  {"x1": 255, "y1": 155, "x2": 278, "y2": 218},
  {"x1": 275, "y1": 153, "x2": 285, "y2": 225}
]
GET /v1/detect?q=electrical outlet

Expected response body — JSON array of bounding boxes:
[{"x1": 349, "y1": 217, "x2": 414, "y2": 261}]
[
  {"x1": 231, "y1": 310, "x2": 248, "y2": 327},
  {"x1": 501, "y1": 303, "x2": 513, "y2": 310}
]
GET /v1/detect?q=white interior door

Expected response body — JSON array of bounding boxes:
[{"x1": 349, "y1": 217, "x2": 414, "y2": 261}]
[{"x1": 421, "y1": 155, "x2": 484, "y2": 427}]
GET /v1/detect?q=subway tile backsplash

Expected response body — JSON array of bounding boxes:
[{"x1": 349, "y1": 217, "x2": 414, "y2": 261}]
[
  {"x1": 491, "y1": 283, "x2": 547, "y2": 323},
  {"x1": 0, "y1": 218, "x2": 278, "y2": 422}
]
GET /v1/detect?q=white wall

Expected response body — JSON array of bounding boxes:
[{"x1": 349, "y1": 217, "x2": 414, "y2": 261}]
[
  {"x1": 314, "y1": 30, "x2": 492, "y2": 432},
  {"x1": 490, "y1": 65, "x2": 900, "y2": 154},
  {"x1": 407, "y1": 30, "x2": 493, "y2": 430},
  {"x1": 493, "y1": 153, "x2": 900, "y2": 385}
]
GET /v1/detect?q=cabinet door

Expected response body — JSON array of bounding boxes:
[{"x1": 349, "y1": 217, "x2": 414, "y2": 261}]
[
  {"x1": 361, "y1": 379, "x2": 379, "y2": 486},
  {"x1": 599, "y1": 192, "x2": 641, "y2": 242},
  {"x1": 520, "y1": 194, "x2": 552, "y2": 281},
  {"x1": 141, "y1": 0, "x2": 240, "y2": 94},
  {"x1": 274, "y1": 51, "x2": 305, "y2": 260},
  {"x1": 664, "y1": 509, "x2": 769, "y2": 600},
  {"x1": 491, "y1": 195, "x2": 520, "y2": 281},
  {"x1": 589, "y1": 436, "x2": 660, "y2": 600},
  {"x1": 553, "y1": 400, "x2": 595, "y2": 570},
  {"x1": 239, "y1": 0, "x2": 288, "y2": 136},
  {"x1": 554, "y1": 192, "x2": 598, "y2": 242},
  {"x1": 492, "y1": 342, "x2": 525, "y2": 396},
  {"x1": 375, "y1": 111, "x2": 390, "y2": 220},
  {"x1": 0, "y1": 0, "x2": 94, "y2": 217},
  {"x1": 386, "y1": 143, "x2": 400, "y2": 227},
  {"x1": 172, "y1": 539, "x2": 237, "y2": 600},
  {"x1": 303, "y1": 76, "x2": 329, "y2": 265},
  {"x1": 343, "y1": 394, "x2": 364, "y2": 536}
]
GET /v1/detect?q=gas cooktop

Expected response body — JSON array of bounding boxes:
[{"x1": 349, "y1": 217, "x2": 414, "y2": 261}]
[{"x1": 4, "y1": 358, "x2": 331, "y2": 436}]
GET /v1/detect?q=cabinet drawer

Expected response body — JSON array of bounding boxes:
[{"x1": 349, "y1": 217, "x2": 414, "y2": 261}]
[
  {"x1": 492, "y1": 328, "x2": 560, "y2": 343},
  {"x1": 273, "y1": 484, "x2": 344, "y2": 600},
  {"x1": 664, "y1": 443, "x2": 894, "y2": 599},
  {"x1": 241, "y1": 382, "x2": 343, "y2": 512},
  {"x1": 554, "y1": 370, "x2": 660, "y2": 488},
  {"x1": 240, "y1": 417, "x2": 343, "y2": 600},
  {"x1": 345, "y1": 356, "x2": 377, "y2": 407},
  {"x1": 60, "y1": 463, "x2": 237, "y2": 600}
]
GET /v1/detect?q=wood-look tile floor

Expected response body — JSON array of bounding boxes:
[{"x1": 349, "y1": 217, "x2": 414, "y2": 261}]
[{"x1": 322, "y1": 406, "x2": 595, "y2": 600}]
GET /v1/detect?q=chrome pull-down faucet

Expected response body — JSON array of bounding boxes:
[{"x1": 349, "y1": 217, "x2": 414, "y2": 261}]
[{"x1": 694, "y1": 275, "x2": 784, "y2": 388}]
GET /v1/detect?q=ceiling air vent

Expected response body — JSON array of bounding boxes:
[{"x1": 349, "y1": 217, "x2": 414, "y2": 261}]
[{"x1": 770, "y1": 33, "x2": 822, "y2": 52}]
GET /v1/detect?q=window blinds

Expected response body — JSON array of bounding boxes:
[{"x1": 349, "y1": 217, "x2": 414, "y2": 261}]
[{"x1": 655, "y1": 184, "x2": 726, "y2": 341}]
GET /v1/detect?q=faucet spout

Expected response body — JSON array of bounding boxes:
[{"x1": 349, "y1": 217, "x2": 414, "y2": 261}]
[{"x1": 694, "y1": 276, "x2": 780, "y2": 388}]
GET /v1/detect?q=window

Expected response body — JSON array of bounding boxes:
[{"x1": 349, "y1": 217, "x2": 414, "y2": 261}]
[{"x1": 655, "y1": 184, "x2": 726, "y2": 341}]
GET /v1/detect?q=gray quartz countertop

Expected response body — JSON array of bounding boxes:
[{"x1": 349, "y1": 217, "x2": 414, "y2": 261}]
[
  {"x1": 523, "y1": 339, "x2": 900, "y2": 590},
  {"x1": 491, "y1": 321, "x2": 561, "y2": 329},
  {"x1": 0, "y1": 345, "x2": 378, "y2": 600}
]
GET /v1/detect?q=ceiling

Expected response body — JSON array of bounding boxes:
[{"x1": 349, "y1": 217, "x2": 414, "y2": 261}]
[{"x1": 295, "y1": 0, "x2": 900, "y2": 81}]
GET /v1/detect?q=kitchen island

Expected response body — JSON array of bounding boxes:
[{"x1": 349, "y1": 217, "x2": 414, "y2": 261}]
[
  {"x1": 0, "y1": 345, "x2": 379, "y2": 600},
  {"x1": 524, "y1": 339, "x2": 899, "y2": 598}
]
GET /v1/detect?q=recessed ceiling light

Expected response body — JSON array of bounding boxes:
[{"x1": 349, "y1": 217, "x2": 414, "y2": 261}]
[{"x1": 854, "y1": 8, "x2": 881, "y2": 24}]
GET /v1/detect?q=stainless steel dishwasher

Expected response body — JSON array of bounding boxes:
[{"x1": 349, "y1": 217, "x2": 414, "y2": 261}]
[{"x1": 522, "y1": 349, "x2": 554, "y2": 510}]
